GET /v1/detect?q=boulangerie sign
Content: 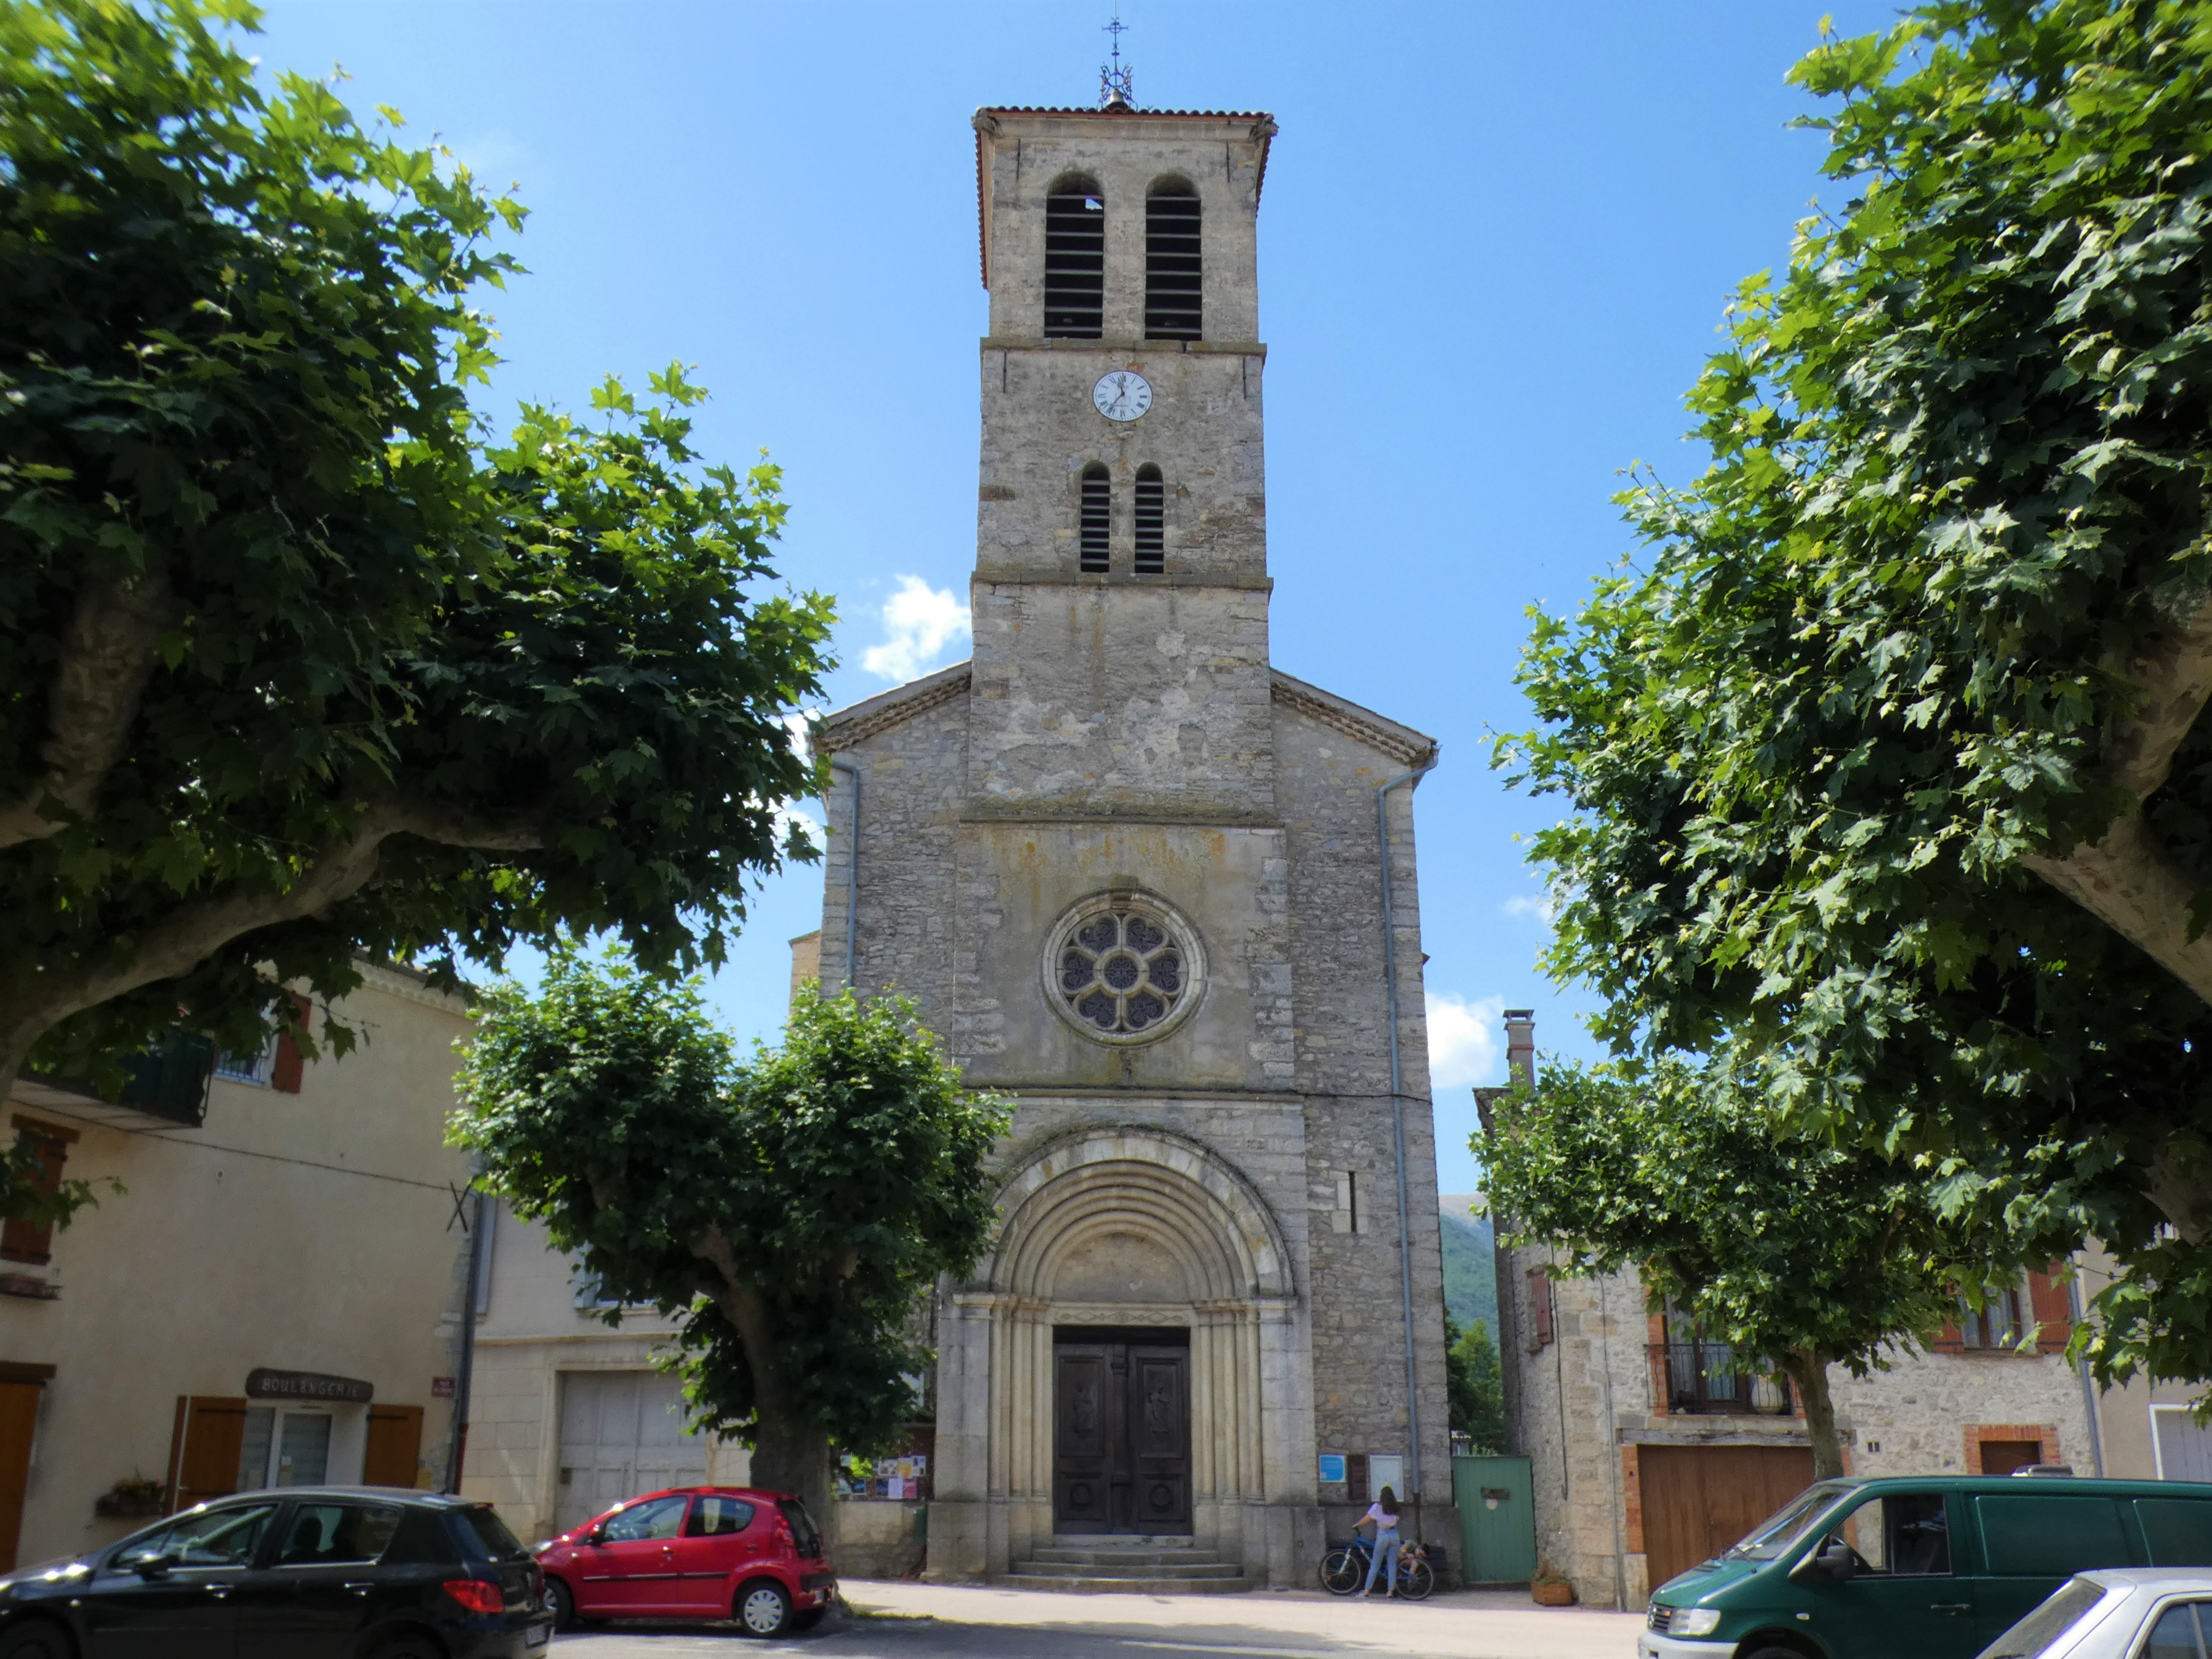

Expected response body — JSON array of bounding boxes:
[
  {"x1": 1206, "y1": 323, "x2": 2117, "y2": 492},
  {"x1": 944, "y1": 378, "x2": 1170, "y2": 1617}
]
[{"x1": 245, "y1": 1368, "x2": 374, "y2": 1404}]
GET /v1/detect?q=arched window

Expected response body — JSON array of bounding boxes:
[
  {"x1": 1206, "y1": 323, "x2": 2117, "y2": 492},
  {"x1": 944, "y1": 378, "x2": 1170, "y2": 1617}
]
[
  {"x1": 1145, "y1": 182, "x2": 1201, "y2": 341},
  {"x1": 1134, "y1": 466, "x2": 1165, "y2": 574},
  {"x1": 1045, "y1": 177, "x2": 1105, "y2": 339},
  {"x1": 1079, "y1": 466, "x2": 1110, "y2": 572}
]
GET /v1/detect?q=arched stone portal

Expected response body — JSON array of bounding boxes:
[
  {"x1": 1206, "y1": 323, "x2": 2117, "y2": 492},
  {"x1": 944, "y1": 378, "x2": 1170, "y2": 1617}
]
[{"x1": 929, "y1": 1127, "x2": 1314, "y2": 1582}]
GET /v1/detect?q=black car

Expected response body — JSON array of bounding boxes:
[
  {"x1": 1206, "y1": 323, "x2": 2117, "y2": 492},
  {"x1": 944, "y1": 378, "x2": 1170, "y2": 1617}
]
[{"x1": 0, "y1": 1486, "x2": 552, "y2": 1659}]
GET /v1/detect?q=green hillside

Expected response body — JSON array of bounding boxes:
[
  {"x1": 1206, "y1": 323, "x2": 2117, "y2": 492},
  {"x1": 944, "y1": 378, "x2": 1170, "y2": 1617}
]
[{"x1": 1437, "y1": 1194, "x2": 1498, "y2": 1336}]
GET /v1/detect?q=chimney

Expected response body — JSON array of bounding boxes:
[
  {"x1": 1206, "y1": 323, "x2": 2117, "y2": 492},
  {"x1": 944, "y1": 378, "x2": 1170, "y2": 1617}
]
[{"x1": 1504, "y1": 1009, "x2": 1536, "y2": 1090}]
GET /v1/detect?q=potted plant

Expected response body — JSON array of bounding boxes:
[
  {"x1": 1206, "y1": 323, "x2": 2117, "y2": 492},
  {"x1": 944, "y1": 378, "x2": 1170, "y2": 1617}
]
[
  {"x1": 93, "y1": 1476, "x2": 164, "y2": 1519},
  {"x1": 1531, "y1": 1561, "x2": 1574, "y2": 1605}
]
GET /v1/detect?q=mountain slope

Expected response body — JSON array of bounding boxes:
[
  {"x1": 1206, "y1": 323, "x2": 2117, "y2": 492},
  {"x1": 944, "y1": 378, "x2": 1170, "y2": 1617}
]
[{"x1": 1437, "y1": 1193, "x2": 1498, "y2": 1336}]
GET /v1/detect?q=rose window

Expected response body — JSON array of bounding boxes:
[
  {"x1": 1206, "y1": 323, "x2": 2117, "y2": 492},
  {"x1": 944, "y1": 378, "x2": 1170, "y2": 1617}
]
[{"x1": 1053, "y1": 906, "x2": 1192, "y2": 1038}]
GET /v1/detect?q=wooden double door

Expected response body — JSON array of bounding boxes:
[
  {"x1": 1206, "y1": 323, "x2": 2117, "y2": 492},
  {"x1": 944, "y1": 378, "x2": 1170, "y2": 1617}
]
[
  {"x1": 1639, "y1": 1443, "x2": 1817, "y2": 1591},
  {"x1": 1053, "y1": 1329, "x2": 1190, "y2": 1535}
]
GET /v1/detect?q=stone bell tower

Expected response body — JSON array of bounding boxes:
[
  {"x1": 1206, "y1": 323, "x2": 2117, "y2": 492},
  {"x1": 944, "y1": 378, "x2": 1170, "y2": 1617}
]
[{"x1": 816, "y1": 98, "x2": 1457, "y2": 1589}]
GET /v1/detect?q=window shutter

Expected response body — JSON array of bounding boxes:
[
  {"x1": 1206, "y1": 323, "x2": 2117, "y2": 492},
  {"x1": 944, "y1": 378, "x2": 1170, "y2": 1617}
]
[
  {"x1": 270, "y1": 993, "x2": 311, "y2": 1094},
  {"x1": 165, "y1": 1396, "x2": 249, "y2": 1513},
  {"x1": 0, "y1": 1124, "x2": 75, "y2": 1266},
  {"x1": 363, "y1": 1405, "x2": 426, "y2": 1489},
  {"x1": 2026, "y1": 1265, "x2": 2074, "y2": 1354},
  {"x1": 1527, "y1": 1266, "x2": 1554, "y2": 1352}
]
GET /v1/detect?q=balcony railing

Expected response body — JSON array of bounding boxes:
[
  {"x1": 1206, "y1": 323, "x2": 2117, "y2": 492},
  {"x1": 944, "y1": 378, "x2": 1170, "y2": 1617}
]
[
  {"x1": 22, "y1": 1030, "x2": 215, "y2": 1129},
  {"x1": 1651, "y1": 1342, "x2": 1793, "y2": 1416}
]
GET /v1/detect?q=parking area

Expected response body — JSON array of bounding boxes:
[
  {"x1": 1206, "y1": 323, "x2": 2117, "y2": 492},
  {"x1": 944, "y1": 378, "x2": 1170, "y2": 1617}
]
[{"x1": 548, "y1": 1579, "x2": 1642, "y2": 1659}]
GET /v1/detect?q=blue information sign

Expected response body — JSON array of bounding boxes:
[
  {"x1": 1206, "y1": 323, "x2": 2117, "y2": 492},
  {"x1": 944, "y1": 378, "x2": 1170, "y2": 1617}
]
[{"x1": 1317, "y1": 1453, "x2": 1346, "y2": 1484}]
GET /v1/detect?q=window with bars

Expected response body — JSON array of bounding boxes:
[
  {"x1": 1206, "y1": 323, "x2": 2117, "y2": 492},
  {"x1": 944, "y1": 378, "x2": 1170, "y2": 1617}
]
[
  {"x1": 1045, "y1": 178, "x2": 1105, "y2": 339},
  {"x1": 1134, "y1": 465, "x2": 1164, "y2": 573},
  {"x1": 1145, "y1": 184, "x2": 1202, "y2": 341},
  {"x1": 1079, "y1": 466, "x2": 1110, "y2": 572}
]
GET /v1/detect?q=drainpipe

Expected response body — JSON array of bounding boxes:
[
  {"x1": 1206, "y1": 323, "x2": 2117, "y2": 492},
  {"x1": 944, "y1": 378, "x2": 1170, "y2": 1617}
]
[
  {"x1": 1377, "y1": 760, "x2": 1436, "y2": 1517},
  {"x1": 2067, "y1": 1268, "x2": 2106, "y2": 1477},
  {"x1": 829, "y1": 761, "x2": 860, "y2": 991},
  {"x1": 445, "y1": 1177, "x2": 490, "y2": 1494}
]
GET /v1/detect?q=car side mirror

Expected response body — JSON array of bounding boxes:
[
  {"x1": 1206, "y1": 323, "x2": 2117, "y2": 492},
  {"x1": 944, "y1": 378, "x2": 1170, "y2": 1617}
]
[
  {"x1": 584, "y1": 1528, "x2": 606, "y2": 1547},
  {"x1": 1791, "y1": 1541, "x2": 1856, "y2": 1584},
  {"x1": 131, "y1": 1551, "x2": 179, "y2": 1580}
]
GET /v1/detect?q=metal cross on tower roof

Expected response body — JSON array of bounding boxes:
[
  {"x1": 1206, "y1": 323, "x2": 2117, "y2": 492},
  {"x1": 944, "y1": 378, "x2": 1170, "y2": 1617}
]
[{"x1": 1099, "y1": 6, "x2": 1134, "y2": 108}]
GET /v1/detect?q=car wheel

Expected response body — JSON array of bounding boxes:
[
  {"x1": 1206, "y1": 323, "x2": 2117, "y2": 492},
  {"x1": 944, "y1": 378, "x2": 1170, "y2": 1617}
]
[
  {"x1": 0, "y1": 1620, "x2": 75, "y2": 1659},
  {"x1": 735, "y1": 1578, "x2": 793, "y2": 1638},
  {"x1": 545, "y1": 1576, "x2": 586, "y2": 1631}
]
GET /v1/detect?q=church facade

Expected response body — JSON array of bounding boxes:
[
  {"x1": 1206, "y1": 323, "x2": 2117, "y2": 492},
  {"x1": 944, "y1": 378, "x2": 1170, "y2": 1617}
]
[{"x1": 813, "y1": 103, "x2": 1458, "y2": 1587}]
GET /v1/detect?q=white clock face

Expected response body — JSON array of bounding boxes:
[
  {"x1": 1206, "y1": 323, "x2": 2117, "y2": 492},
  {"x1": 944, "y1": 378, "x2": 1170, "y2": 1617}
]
[{"x1": 1092, "y1": 371, "x2": 1153, "y2": 422}]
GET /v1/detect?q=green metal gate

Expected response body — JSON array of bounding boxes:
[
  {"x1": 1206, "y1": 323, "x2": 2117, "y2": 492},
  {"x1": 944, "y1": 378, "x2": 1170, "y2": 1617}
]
[{"x1": 1452, "y1": 1453, "x2": 1536, "y2": 1585}]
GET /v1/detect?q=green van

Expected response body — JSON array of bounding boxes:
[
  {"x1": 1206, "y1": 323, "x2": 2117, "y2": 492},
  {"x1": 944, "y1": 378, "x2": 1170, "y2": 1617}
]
[{"x1": 1637, "y1": 1474, "x2": 2212, "y2": 1659}]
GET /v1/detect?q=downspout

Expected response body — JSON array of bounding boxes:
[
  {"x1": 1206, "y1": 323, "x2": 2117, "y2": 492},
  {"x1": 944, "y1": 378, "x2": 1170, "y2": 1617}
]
[
  {"x1": 2067, "y1": 1267, "x2": 2106, "y2": 1477},
  {"x1": 445, "y1": 1176, "x2": 490, "y2": 1493},
  {"x1": 1377, "y1": 759, "x2": 1436, "y2": 1520},
  {"x1": 829, "y1": 760, "x2": 860, "y2": 990}
]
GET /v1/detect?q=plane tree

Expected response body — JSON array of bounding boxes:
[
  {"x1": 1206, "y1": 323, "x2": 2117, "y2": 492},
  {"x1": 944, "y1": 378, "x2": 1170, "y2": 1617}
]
[
  {"x1": 1503, "y1": 0, "x2": 2212, "y2": 1386},
  {"x1": 452, "y1": 950, "x2": 1010, "y2": 1524},
  {"x1": 0, "y1": 0, "x2": 833, "y2": 1198}
]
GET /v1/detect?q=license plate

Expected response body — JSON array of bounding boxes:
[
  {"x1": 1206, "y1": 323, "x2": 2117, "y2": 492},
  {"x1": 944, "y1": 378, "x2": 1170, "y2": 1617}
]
[{"x1": 525, "y1": 1623, "x2": 551, "y2": 1647}]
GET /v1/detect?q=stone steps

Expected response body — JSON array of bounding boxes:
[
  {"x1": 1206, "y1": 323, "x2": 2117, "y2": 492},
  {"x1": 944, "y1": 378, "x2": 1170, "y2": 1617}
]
[{"x1": 1002, "y1": 1534, "x2": 1251, "y2": 1595}]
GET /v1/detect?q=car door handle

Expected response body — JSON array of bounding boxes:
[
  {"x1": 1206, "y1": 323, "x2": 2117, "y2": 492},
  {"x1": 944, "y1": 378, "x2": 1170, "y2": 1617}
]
[
  {"x1": 344, "y1": 1582, "x2": 375, "y2": 1594},
  {"x1": 1930, "y1": 1603, "x2": 1971, "y2": 1614},
  {"x1": 206, "y1": 1587, "x2": 231, "y2": 1599}
]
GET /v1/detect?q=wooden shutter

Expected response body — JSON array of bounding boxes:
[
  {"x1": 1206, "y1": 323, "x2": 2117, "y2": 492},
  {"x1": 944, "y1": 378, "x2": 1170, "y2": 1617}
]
[
  {"x1": 1527, "y1": 1266, "x2": 1554, "y2": 1351},
  {"x1": 2027, "y1": 1266, "x2": 2075, "y2": 1354},
  {"x1": 0, "y1": 1379, "x2": 42, "y2": 1571},
  {"x1": 166, "y1": 1396, "x2": 249, "y2": 1513},
  {"x1": 363, "y1": 1404, "x2": 425, "y2": 1489},
  {"x1": 0, "y1": 1123, "x2": 77, "y2": 1266},
  {"x1": 270, "y1": 992, "x2": 311, "y2": 1093}
]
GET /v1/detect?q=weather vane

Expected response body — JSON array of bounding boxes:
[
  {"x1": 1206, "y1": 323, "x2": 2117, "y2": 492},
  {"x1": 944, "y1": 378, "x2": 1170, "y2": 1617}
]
[{"x1": 1099, "y1": 6, "x2": 1134, "y2": 108}]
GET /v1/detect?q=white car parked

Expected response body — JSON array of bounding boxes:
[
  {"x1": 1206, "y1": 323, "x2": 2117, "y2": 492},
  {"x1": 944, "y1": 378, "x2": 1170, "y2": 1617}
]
[{"x1": 1980, "y1": 1569, "x2": 2212, "y2": 1659}]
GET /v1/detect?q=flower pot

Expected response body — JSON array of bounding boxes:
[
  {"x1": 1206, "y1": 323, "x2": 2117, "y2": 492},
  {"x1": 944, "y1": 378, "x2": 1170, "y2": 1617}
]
[
  {"x1": 94, "y1": 1493, "x2": 165, "y2": 1519},
  {"x1": 1531, "y1": 1577, "x2": 1575, "y2": 1606}
]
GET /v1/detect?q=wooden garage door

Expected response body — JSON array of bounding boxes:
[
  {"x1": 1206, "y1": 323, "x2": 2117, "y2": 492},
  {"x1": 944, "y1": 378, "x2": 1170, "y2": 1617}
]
[
  {"x1": 1640, "y1": 1443, "x2": 1817, "y2": 1592},
  {"x1": 554, "y1": 1371, "x2": 707, "y2": 1535}
]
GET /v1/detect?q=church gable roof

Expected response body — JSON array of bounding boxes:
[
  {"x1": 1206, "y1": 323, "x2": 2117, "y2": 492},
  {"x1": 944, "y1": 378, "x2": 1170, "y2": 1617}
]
[
  {"x1": 819, "y1": 660, "x2": 971, "y2": 752},
  {"x1": 1269, "y1": 669, "x2": 1438, "y2": 771}
]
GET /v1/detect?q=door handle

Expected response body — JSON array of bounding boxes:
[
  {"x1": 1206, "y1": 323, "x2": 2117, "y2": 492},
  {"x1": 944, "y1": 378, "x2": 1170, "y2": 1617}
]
[
  {"x1": 206, "y1": 1587, "x2": 231, "y2": 1599},
  {"x1": 1930, "y1": 1603, "x2": 1971, "y2": 1614},
  {"x1": 344, "y1": 1581, "x2": 374, "y2": 1594}
]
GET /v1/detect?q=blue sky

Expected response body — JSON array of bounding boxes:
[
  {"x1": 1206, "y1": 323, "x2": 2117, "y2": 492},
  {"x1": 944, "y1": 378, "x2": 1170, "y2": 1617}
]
[{"x1": 253, "y1": 0, "x2": 1901, "y2": 1192}]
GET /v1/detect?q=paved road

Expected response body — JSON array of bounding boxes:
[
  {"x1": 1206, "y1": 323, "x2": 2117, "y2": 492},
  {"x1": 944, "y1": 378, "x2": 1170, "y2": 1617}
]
[{"x1": 551, "y1": 1579, "x2": 1641, "y2": 1659}]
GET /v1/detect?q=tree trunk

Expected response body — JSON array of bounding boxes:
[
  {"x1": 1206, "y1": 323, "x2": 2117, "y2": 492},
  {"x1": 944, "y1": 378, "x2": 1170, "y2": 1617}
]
[
  {"x1": 1781, "y1": 1350, "x2": 1845, "y2": 1480},
  {"x1": 695, "y1": 1245, "x2": 836, "y2": 1551},
  {"x1": 748, "y1": 1416, "x2": 835, "y2": 1546}
]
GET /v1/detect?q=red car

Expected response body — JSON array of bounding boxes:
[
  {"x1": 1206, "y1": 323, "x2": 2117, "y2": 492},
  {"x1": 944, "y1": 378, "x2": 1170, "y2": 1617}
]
[{"x1": 535, "y1": 1486, "x2": 835, "y2": 1638}]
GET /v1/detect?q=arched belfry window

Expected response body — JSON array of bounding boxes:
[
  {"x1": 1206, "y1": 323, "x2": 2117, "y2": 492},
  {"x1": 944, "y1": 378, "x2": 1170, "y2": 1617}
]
[
  {"x1": 1079, "y1": 466, "x2": 1110, "y2": 573},
  {"x1": 1134, "y1": 466, "x2": 1165, "y2": 574},
  {"x1": 1145, "y1": 182, "x2": 1201, "y2": 341},
  {"x1": 1045, "y1": 177, "x2": 1105, "y2": 339}
]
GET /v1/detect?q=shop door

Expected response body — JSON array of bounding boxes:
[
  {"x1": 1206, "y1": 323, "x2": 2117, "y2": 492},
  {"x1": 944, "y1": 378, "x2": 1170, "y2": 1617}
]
[
  {"x1": 555, "y1": 1371, "x2": 707, "y2": 1536},
  {"x1": 1052, "y1": 1331, "x2": 1190, "y2": 1535},
  {"x1": 1639, "y1": 1443, "x2": 1817, "y2": 1593},
  {"x1": 0, "y1": 1380, "x2": 38, "y2": 1570}
]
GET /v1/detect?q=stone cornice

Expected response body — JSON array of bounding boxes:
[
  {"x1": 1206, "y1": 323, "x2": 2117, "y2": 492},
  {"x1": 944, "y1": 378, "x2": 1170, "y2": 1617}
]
[{"x1": 1269, "y1": 670, "x2": 1438, "y2": 770}]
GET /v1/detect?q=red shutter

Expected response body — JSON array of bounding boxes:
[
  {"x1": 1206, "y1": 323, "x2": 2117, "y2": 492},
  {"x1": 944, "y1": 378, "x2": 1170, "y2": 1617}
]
[
  {"x1": 270, "y1": 992, "x2": 311, "y2": 1094},
  {"x1": 1528, "y1": 1266, "x2": 1554, "y2": 1351},
  {"x1": 0, "y1": 1127, "x2": 74, "y2": 1266},
  {"x1": 2027, "y1": 1266, "x2": 2075, "y2": 1354}
]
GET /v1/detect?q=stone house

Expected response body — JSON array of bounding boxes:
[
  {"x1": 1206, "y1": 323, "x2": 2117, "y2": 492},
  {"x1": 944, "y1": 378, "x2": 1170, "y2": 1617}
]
[
  {"x1": 0, "y1": 961, "x2": 474, "y2": 1569},
  {"x1": 1485, "y1": 1012, "x2": 2097, "y2": 1609},
  {"x1": 811, "y1": 97, "x2": 1460, "y2": 1587}
]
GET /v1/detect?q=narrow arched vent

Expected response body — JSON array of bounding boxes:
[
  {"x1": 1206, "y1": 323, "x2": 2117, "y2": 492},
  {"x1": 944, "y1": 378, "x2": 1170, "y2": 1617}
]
[
  {"x1": 1134, "y1": 466, "x2": 1165, "y2": 574},
  {"x1": 1145, "y1": 184, "x2": 1201, "y2": 341},
  {"x1": 1080, "y1": 466, "x2": 1110, "y2": 572},
  {"x1": 1046, "y1": 180, "x2": 1106, "y2": 339}
]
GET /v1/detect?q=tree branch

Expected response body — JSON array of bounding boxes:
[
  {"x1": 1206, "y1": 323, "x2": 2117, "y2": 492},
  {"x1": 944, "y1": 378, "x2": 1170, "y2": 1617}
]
[
  {"x1": 2025, "y1": 588, "x2": 2212, "y2": 1006},
  {"x1": 0, "y1": 795, "x2": 546, "y2": 1063},
  {"x1": 691, "y1": 1223, "x2": 787, "y2": 1416},
  {"x1": 0, "y1": 562, "x2": 178, "y2": 851}
]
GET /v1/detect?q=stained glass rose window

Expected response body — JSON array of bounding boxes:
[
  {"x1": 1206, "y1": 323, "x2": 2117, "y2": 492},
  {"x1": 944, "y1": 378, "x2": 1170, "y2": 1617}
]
[{"x1": 1046, "y1": 896, "x2": 1202, "y2": 1042}]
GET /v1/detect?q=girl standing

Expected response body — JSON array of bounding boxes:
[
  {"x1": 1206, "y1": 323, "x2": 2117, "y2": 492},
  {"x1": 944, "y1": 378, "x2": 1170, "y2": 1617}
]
[{"x1": 1357, "y1": 1485, "x2": 1403, "y2": 1596}]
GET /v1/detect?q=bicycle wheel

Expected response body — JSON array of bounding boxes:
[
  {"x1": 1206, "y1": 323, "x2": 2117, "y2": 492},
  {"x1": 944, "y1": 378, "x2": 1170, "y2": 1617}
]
[
  {"x1": 1397, "y1": 1556, "x2": 1435, "y2": 1600},
  {"x1": 1319, "y1": 1547, "x2": 1365, "y2": 1595}
]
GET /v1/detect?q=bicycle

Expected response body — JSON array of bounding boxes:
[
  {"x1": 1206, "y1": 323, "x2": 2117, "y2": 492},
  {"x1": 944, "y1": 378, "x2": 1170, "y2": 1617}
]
[{"x1": 1319, "y1": 1534, "x2": 1434, "y2": 1599}]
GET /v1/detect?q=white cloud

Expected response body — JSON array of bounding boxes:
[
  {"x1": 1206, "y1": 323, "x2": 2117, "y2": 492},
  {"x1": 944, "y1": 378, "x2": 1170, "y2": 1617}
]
[
  {"x1": 860, "y1": 576, "x2": 971, "y2": 683},
  {"x1": 1502, "y1": 891, "x2": 1561, "y2": 924},
  {"x1": 1425, "y1": 992, "x2": 1505, "y2": 1089}
]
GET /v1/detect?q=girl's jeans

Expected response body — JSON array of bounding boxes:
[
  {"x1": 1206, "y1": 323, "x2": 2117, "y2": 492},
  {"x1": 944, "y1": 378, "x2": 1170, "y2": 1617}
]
[{"x1": 1363, "y1": 1525, "x2": 1401, "y2": 1593}]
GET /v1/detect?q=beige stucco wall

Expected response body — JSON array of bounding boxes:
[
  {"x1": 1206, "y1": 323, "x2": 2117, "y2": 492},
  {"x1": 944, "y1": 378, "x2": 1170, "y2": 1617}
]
[{"x1": 0, "y1": 963, "x2": 473, "y2": 1566}]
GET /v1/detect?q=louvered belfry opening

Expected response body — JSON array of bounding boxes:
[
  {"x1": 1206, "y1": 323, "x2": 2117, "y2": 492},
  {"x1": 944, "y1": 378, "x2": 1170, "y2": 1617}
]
[
  {"x1": 1079, "y1": 466, "x2": 1111, "y2": 572},
  {"x1": 1145, "y1": 183, "x2": 1202, "y2": 341},
  {"x1": 1045, "y1": 179, "x2": 1106, "y2": 339},
  {"x1": 1134, "y1": 466, "x2": 1165, "y2": 574}
]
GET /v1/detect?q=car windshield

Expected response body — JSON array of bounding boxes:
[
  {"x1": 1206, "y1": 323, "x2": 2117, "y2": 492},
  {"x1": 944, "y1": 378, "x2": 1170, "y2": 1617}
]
[
  {"x1": 1721, "y1": 1483, "x2": 1853, "y2": 1561},
  {"x1": 1979, "y1": 1578, "x2": 2110, "y2": 1658}
]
